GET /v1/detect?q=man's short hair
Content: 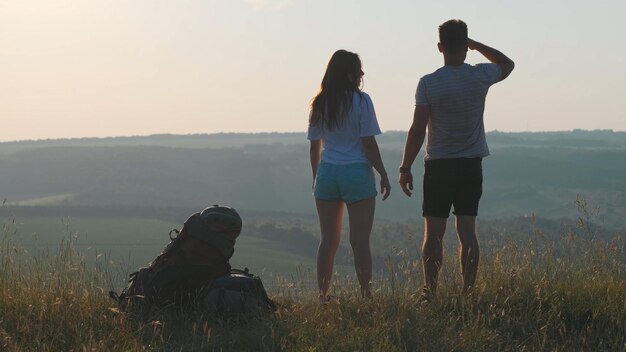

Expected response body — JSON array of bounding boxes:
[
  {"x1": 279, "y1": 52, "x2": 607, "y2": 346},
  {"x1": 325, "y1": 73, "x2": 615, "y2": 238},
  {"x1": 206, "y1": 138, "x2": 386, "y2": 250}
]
[{"x1": 439, "y1": 19, "x2": 468, "y2": 53}]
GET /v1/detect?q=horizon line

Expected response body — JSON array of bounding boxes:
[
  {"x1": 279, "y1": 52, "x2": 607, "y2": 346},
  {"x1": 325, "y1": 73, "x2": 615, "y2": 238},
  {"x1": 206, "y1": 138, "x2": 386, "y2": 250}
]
[{"x1": 1, "y1": 128, "x2": 623, "y2": 144}]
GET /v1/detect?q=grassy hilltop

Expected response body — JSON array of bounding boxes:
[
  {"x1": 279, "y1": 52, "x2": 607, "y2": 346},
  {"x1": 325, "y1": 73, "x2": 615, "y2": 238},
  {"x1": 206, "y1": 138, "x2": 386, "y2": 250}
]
[
  {"x1": 1, "y1": 216, "x2": 624, "y2": 351},
  {"x1": 1, "y1": 130, "x2": 625, "y2": 350}
]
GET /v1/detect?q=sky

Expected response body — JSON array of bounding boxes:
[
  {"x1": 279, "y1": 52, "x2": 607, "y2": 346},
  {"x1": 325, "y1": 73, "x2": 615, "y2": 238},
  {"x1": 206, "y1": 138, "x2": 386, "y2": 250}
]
[{"x1": 1, "y1": 0, "x2": 625, "y2": 142}]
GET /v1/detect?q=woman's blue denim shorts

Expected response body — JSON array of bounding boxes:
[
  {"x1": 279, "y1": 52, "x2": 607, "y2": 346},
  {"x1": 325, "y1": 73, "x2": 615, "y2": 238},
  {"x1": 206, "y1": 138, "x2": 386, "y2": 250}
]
[{"x1": 314, "y1": 161, "x2": 377, "y2": 204}]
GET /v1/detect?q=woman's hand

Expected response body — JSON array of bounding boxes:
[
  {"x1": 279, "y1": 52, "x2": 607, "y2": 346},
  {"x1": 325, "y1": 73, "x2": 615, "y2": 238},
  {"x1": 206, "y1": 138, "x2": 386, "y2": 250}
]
[{"x1": 380, "y1": 174, "x2": 391, "y2": 200}]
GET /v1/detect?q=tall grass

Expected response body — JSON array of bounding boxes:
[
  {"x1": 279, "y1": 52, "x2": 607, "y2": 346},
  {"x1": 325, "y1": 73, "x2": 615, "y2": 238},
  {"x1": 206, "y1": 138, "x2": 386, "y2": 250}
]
[{"x1": 0, "y1": 214, "x2": 624, "y2": 351}]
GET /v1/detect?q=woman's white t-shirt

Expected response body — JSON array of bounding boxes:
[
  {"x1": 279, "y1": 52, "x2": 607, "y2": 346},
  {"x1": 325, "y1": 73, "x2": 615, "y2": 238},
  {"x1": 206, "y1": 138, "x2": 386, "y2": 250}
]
[{"x1": 307, "y1": 91, "x2": 381, "y2": 165}]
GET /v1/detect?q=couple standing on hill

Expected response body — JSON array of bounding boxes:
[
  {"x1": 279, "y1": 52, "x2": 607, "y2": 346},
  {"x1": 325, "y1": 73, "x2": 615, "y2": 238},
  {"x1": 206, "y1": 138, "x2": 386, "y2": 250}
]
[{"x1": 308, "y1": 19, "x2": 515, "y2": 303}]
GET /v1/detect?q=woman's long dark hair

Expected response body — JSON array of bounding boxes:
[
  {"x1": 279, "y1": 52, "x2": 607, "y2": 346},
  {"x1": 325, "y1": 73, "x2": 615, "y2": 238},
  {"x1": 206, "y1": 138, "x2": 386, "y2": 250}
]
[{"x1": 310, "y1": 50, "x2": 363, "y2": 130}]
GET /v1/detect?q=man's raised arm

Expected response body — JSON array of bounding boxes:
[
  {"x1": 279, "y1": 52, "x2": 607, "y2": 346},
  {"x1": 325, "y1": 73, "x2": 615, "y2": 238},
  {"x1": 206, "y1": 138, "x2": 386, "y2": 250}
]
[{"x1": 468, "y1": 38, "x2": 515, "y2": 80}]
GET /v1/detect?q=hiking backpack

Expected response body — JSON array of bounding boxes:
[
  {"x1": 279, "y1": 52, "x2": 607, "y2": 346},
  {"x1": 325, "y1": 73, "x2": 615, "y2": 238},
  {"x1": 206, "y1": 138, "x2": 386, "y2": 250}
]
[
  {"x1": 110, "y1": 205, "x2": 242, "y2": 310},
  {"x1": 199, "y1": 268, "x2": 276, "y2": 320}
]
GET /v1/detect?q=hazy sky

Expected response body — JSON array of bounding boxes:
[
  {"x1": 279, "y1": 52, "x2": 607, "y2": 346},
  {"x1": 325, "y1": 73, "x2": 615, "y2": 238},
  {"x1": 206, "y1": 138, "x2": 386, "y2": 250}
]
[{"x1": 1, "y1": 0, "x2": 625, "y2": 141}]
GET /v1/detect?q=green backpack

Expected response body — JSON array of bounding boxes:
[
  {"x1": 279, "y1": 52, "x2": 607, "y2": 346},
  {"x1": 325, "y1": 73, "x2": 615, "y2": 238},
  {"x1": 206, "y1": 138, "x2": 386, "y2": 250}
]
[
  {"x1": 110, "y1": 205, "x2": 242, "y2": 310},
  {"x1": 199, "y1": 268, "x2": 276, "y2": 320}
]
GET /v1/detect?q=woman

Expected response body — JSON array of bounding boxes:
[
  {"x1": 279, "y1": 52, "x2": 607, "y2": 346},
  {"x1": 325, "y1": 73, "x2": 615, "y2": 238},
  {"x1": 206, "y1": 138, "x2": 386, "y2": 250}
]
[{"x1": 308, "y1": 49, "x2": 391, "y2": 301}]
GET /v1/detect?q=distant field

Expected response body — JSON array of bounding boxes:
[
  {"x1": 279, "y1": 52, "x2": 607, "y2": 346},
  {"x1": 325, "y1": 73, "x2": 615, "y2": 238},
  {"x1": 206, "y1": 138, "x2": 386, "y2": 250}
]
[
  {"x1": 5, "y1": 216, "x2": 319, "y2": 284},
  {"x1": 3, "y1": 130, "x2": 626, "y2": 228}
]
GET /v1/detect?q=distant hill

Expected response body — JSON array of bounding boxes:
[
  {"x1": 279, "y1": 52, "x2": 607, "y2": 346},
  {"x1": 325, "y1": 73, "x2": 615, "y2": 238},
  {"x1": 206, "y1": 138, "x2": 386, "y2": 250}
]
[
  {"x1": 0, "y1": 132, "x2": 307, "y2": 154},
  {"x1": 1, "y1": 130, "x2": 625, "y2": 229}
]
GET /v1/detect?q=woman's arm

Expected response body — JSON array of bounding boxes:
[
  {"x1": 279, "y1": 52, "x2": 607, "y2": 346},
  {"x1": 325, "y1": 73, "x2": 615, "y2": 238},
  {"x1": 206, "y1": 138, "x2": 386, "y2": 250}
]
[
  {"x1": 309, "y1": 139, "x2": 322, "y2": 191},
  {"x1": 361, "y1": 136, "x2": 390, "y2": 200}
]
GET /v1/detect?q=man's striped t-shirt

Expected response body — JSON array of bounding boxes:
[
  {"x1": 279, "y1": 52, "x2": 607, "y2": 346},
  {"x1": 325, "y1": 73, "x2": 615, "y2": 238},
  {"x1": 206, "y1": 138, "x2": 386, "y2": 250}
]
[{"x1": 416, "y1": 63, "x2": 502, "y2": 161}]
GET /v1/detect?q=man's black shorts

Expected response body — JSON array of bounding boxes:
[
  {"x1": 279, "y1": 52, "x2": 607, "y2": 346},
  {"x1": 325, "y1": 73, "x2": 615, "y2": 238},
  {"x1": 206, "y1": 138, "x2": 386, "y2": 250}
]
[{"x1": 422, "y1": 157, "x2": 483, "y2": 218}]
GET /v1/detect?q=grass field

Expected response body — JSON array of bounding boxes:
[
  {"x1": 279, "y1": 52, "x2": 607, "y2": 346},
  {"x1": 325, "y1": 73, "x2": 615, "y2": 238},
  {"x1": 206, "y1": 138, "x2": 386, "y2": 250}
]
[
  {"x1": 7, "y1": 216, "x2": 319, "y2": 280},
  {"x1": 1, "y1": 214, "x2": 624, "y2": 351}
]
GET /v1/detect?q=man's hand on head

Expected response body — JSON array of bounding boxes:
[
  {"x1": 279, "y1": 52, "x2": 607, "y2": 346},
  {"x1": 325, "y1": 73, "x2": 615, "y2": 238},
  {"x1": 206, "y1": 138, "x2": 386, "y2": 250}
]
[{"x1": 467, "y1": 38, "x2": 478, "y2": 50}]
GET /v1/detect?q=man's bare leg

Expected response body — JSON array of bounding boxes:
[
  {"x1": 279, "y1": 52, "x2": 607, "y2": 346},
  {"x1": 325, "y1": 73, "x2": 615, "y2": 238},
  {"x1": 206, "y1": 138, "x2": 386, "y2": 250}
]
[
  {"x1": 456, "y1": 215, "x2": 480, "y2": 293},
  {"x1": 422, "y1": 216, "x2": 447, "y2": 300}
]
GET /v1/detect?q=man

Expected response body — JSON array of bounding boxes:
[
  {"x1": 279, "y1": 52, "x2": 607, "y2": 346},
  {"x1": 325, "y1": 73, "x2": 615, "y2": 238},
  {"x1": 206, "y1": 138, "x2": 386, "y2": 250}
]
[{"x1": 398, "y1": 19, "x2": 514, "y2": 302}]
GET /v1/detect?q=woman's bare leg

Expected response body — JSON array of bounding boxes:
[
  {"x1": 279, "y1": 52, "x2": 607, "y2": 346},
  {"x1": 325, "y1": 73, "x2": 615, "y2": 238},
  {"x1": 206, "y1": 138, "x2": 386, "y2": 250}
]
[
  {"x1": 315, "y1": 198, "x2": 344, "y2": 297},
  {"x1": 347, "y1": 197, "x2": 375, "y2": 298}
]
